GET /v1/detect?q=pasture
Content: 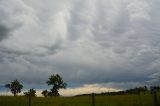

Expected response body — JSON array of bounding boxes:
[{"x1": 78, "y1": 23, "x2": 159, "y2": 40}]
[{"x1": 0, "y1": 92, "x2": 159, "y2": 106}]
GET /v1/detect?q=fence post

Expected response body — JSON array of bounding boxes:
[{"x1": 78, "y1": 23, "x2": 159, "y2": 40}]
[
  {"x1": 92, "y1": 93, "x2": 95, "y2": 106},
  {"x1": 152, "y1": 88, "x2": 158, "y2": 106},
  {"x1": 29, "y1": 93, "x2": 31, "y2": 106}
]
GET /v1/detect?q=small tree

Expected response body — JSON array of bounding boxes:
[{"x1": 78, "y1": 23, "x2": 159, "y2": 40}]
[
  {"x1": 5, "y1": 80, "x2": 23, "y2": 96},
  {"x1": 41, "y1": 90, "x2": 48, "y2": 97},
  {"x1": 46, "y1": 74, "x2": 67, "y2": 97},
  {"x1": 24, "y1": 88, "x2": 36, "y2": 97}
]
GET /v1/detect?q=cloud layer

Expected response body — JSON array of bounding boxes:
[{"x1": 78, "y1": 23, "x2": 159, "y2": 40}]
[{"x1": 0, "y1": 0, "x2": 160, "y2": 90}]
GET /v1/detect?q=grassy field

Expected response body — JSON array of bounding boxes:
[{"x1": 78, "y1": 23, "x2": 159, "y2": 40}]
[{"x1": 0, "y1": 92, "x2": 159, "y2": 106}]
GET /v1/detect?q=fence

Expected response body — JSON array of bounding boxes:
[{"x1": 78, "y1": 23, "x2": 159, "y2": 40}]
[{"x1": 152, "y1": 88, "x2": 159, "y2": 106}]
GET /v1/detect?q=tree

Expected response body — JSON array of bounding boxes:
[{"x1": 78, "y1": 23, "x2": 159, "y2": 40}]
[
  {"x1": 5, "y1": 80, "x2": 23, "y2": 96},
  {"x1": 41, "y1": 90, "x2": 48, "y2": 97},
  {"x1": 46, "y1": 74, "x2": 67, "y2": 97},
  {"x1": 24, "y1": 88, "x2": 36, "y2": 97}
]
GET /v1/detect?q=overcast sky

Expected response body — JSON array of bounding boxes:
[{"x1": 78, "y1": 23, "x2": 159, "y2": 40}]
[{"x1": 0, "y1": 0, "x2": 160, "y2": 95}]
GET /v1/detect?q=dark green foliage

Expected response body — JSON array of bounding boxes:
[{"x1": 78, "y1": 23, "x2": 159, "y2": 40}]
[
  {"x1": 125, "y1": 86, "x2": 148, "y2": 94},
  {"x1": 46, "y1": 74, "x2": 67, "y2": 97},
  {"x1": 5, "y1": 80, "x2": 23, "y2": 96},
  {"x1": 24, "y1": 88, "x2": 36, "y2": 97},
  {"x1": 41, "y1": 90, "x2": 49, "y2": 97}
]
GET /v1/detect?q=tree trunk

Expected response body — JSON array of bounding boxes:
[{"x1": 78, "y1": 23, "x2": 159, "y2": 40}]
[{"x1": 14, "y1": 91, "x2": 16, "y2": 96}]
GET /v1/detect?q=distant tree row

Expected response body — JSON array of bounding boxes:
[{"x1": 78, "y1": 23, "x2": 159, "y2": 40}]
[
  {"x1": 5, "y1": 74, "x2": 67, "y2": 97},
  {"x1": 76, "y1": 86, "x2": 160, "y2": 97},
  {"x1": 125, "y1": 86, "x2": 148, "y2": 94}
]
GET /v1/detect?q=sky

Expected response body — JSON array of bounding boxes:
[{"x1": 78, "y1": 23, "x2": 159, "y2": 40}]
[{"x1": 0, "y1": 0, "x2": 160, "y2": 96}]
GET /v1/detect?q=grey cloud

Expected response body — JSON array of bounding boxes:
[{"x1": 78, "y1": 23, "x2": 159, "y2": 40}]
[
  {"x1": 0, "y1": 25, "x2": 10, "y2": 41},
  {"x1": 0, "y1": 0, "x2": 24, "y2": 41},
  {"x1": 90, "y1": 82, "x2": 145, "y2": 90},
  {"x1": 0, "y1": 0, "x2": 160, "y2": 90},
  {"x1": 147, "y1": 71, "x2": 160, "y2": 86},
  {"x1": 0, "y1": 54, "x2": 54, "y2": 84}
]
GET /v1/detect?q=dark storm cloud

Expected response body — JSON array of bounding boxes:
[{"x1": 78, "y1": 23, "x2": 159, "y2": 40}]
[{"x1": 0, "y1": 0, "x2": 160, "y2": 89}]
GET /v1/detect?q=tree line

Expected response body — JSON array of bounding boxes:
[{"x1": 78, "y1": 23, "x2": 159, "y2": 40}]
[
  {"x1": 4, "y1": 74, "x2": 67, "y2": 97},
  {"x1": 76, "y1": 86, "x2": 160, "y2": 97}
]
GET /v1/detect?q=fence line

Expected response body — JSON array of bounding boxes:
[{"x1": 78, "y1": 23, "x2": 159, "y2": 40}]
[
  {"x1": 92, "y1": 93, "x2": 95, "y2": 106},
  {"x1": 152, "y1": 88, "x2": 158, "y2": 106},
  {"x1": 29, "y1": 93, "x2": 31, "y2": 106}
]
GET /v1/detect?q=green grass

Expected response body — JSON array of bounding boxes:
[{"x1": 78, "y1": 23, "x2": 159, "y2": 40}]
[{"x1": 0, "y1": 92, "x2": 159, "y2": 106}]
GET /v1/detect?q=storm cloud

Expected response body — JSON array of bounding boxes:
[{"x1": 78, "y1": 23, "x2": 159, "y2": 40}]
[{"x1": 0, "y1": 0, "x2": 160, "y2": 90}]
